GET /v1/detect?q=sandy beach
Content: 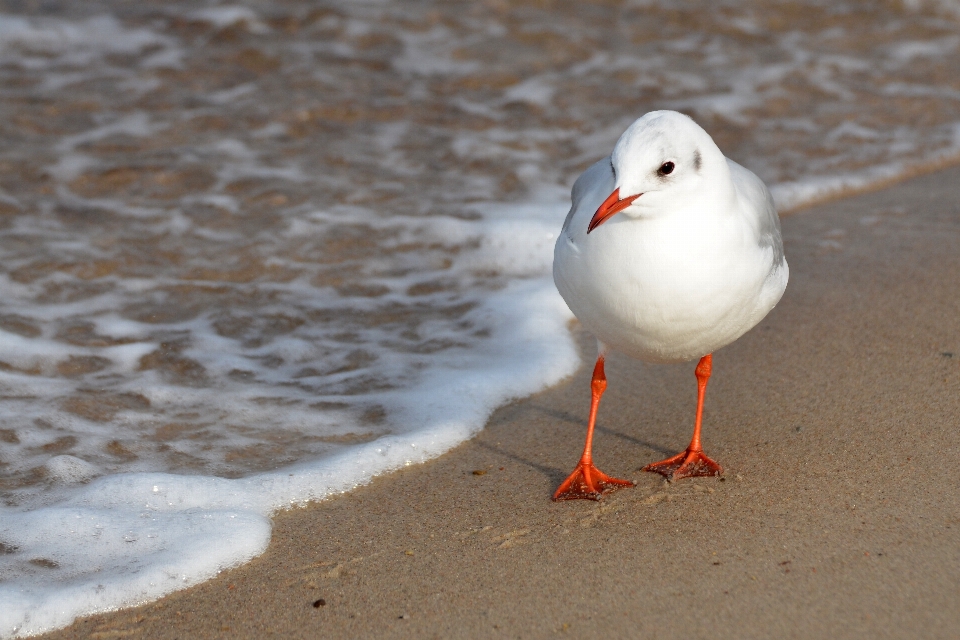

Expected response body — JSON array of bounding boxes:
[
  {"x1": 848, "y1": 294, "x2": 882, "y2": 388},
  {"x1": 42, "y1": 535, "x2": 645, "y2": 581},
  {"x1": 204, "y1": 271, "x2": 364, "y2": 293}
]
[{"x1": 34, "y1": 161, "x2": 960, "y2": 638}]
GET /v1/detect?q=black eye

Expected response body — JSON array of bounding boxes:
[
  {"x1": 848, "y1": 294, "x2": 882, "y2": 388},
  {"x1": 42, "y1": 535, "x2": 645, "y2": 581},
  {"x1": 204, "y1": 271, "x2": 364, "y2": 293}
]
[{"x1": 658, "y1": 162, "x2": 675, "y2": 175}]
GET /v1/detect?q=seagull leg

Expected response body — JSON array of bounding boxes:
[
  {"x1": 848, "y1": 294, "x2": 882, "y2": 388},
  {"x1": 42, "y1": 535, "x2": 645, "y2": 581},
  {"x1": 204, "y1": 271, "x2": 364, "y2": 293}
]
[
  {"x1": 643, "y1": 354, "x2": 723, "y2": 480},
  {"x1": 553, "y1": 356, "x2": 634, "y2": 501}
]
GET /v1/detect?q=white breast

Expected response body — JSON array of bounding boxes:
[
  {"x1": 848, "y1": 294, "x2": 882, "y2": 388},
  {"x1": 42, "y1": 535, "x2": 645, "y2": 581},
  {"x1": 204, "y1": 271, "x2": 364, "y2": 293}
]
[{"x1": 553, "y1": 158, "x2": 788, "y2": 364}]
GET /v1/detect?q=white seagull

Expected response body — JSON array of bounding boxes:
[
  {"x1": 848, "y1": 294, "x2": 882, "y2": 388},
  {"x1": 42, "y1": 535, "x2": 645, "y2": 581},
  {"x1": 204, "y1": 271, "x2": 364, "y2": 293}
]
[{"x1": 552, "y1": 110, "x2": 788, "y2": 500}]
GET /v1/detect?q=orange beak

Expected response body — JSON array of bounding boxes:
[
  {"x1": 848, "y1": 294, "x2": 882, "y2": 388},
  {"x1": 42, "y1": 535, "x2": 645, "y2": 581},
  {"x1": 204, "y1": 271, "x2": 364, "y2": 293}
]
[{"x1": 587, "y1": 188, "x2": 640, "y2": 233}]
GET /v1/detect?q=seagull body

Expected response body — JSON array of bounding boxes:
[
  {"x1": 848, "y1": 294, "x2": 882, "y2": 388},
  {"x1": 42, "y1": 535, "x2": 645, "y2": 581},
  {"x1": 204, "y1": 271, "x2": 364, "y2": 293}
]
[{"x1": 551, "y1": 110, "x2": 788, "y2": 500}]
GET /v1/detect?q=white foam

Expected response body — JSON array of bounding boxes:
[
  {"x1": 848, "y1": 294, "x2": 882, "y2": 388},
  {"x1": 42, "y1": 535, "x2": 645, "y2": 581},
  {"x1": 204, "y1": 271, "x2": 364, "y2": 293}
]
[
  {"x1": 43, "y1": 154, "x2": 96, "y2": 183},
  {"x1": 189, "y1": 6, "x2": 269, "y2": 34},
  {"x1": 503, "y1": 77, "x2": 557, "y2": 107},
  {"x1": 0, "y1": 266, "x2": 578, "y2": 639},
  {"x1": 888, "y1": 36, "x2": 960, "y2": 62},
  {"x1": 393, "y1": 26, "x2": 481, "y2": 76},
  {"x1": 205, "y1": 83, "x2": 258, "y2": 105},
  {"x1": 0, "y1": 502, "x2": 271, "y2": 637},
  {"x1": 0, "y1": 15, "x2": 170, "y2": 58},
  {"x1": 43, "y1": 456, "x2": 100, "y2": 484}
]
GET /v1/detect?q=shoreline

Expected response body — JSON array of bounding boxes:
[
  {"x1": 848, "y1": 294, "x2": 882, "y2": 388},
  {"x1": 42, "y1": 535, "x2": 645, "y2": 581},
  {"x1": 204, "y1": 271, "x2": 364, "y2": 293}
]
[
  {"x1": 772, "y1": 152, "x2": 960, "y2": 215},
  {"x1": 34, "y1": 164, "x2": 960, "y2": 639}
]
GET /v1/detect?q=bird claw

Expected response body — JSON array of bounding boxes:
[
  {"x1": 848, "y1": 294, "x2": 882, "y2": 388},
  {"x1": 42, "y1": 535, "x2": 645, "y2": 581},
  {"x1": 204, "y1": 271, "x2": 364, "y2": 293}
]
[
  {"x1": 643, "y1": 449, "x2": 723, "y2": 480},
  {"x1": 553, "y1": 462, "x2": 634, "y2": 501}
]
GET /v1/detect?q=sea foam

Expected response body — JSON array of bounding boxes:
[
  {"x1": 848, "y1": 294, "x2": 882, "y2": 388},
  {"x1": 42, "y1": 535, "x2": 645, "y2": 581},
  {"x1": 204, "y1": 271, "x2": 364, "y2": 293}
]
[{"x1": 1, "y1": 254, "x2": 577, "y2": 638}]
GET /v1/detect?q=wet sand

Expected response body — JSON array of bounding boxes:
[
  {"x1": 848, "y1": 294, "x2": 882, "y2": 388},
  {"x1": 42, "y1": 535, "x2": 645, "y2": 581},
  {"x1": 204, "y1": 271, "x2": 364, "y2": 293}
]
[{"x1": 39, "y1": 166, "x2": 960, "y2": 639}]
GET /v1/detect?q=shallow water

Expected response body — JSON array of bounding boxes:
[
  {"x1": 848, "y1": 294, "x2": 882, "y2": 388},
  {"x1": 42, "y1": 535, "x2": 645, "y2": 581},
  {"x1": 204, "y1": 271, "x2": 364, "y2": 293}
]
[{"x1": 3, "y1": 0, "x2": 960, "y2": 636}]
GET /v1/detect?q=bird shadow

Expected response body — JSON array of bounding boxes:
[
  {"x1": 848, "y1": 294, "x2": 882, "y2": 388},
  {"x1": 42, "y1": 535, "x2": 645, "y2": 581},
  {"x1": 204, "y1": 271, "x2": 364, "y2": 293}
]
[
  {"x1": 525, "y1": 401, "x2": 674, "y2": 456},
  {"x1": 475, "y1": 440, "x2": 569, "y2": 498},
  {"x1": 480, "y1": 400, "x2": 674, "y2": 499}
]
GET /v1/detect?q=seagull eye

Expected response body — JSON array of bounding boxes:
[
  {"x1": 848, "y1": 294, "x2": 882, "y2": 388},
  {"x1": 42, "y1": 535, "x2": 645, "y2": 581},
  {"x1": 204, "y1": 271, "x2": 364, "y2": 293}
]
[{"x1": 658, "y1": 162, "x2": 675, "y2": 176}]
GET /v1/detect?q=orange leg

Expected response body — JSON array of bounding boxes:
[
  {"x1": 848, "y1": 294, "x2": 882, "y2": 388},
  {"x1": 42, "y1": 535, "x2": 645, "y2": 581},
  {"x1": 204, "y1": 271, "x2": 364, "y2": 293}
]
[
  {"x1": 553, "y1": 356, "x2": 634, "y2": 501},
  {"x1": 643, "y1": 354, "x2": 723, "y2": 480}
]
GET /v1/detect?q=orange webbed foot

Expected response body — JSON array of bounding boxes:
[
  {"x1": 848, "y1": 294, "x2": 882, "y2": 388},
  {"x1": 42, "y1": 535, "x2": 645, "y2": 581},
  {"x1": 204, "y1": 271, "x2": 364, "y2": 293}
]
[
  {"x1": 552, "y1": 462, "x2": 634, "y2": 501},
  {"x1": 643, "y1": 449, "x2": 722, "y2": 480}
]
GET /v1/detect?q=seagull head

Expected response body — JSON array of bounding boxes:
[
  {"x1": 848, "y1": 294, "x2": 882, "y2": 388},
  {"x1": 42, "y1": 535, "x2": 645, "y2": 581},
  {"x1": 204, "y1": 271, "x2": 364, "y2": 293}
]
[{"x1": 588, "y1": 110, "x2": 729, "y2": 233}]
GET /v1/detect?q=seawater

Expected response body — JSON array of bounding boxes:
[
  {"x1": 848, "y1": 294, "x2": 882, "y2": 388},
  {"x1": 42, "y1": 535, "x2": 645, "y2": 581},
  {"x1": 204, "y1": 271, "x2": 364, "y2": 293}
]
[{"x1": 3, "y1": 1, "x2": 960, "y2": 636}]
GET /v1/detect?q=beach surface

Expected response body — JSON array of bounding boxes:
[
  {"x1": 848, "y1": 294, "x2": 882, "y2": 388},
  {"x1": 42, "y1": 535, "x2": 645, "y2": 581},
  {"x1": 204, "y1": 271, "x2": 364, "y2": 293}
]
[{"x1": 37, "y1": 159, "x2": 960, "y2": 638}]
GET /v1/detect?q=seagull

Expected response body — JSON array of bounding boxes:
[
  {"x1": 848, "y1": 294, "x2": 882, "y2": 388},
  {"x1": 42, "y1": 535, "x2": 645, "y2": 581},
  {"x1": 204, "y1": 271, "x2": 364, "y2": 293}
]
[{"x1": 552, "y1": 110, "x2": 788, "y2": 501}]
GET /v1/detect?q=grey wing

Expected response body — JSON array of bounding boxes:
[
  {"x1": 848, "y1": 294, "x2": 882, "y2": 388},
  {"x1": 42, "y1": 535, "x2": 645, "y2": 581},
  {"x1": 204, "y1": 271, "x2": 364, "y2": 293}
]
[
  {"x1": 727, "y1": 159, "x2": 785, "y2": 269},
  {"x1": 561, "y1": 156, "x2": 615, "y2": 234}
]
